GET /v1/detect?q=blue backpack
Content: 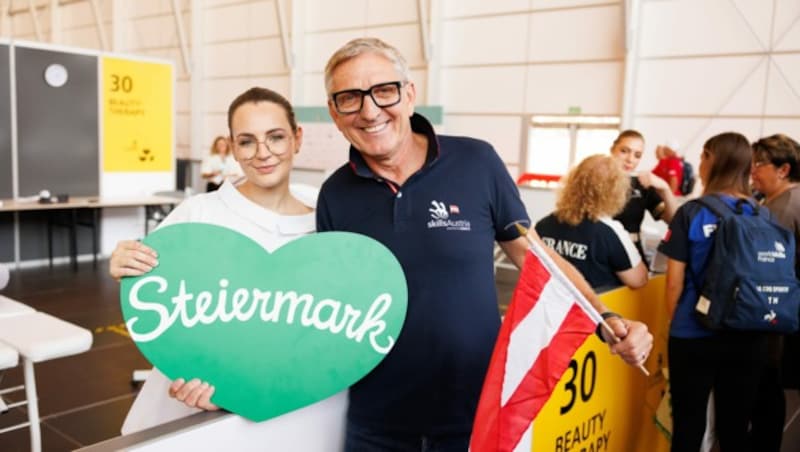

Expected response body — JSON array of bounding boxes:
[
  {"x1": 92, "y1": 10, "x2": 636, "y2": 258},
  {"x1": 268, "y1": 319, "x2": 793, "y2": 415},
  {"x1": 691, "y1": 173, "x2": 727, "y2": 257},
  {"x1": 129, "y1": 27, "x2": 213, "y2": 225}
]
[{"x1": 694, "y1": 195, "x2": 800, "y2": 333}]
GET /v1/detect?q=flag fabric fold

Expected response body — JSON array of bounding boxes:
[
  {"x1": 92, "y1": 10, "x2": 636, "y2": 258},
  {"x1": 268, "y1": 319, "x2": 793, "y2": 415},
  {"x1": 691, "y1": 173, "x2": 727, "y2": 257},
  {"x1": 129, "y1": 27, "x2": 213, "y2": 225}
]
[{"x1": 470, "y1": 241, "x2": 602, "y2": 452}]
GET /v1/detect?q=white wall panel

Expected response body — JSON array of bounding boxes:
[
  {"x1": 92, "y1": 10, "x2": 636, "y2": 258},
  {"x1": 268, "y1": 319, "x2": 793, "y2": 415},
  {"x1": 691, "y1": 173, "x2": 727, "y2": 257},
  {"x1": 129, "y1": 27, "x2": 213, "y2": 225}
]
[
  {"x1": 62, "y1": 26, "x2": 102, "y2": 49},
  {"x1": 441, "y1": 66, "x2": 526, "y2": 113},
  {"x1": 442, "y1": 0, "x2": 529, "y2": 19},
  {"x1": 761, "y1": 119, "x2": 800, "y2": 137},
  {"x1": 129, "y1": 0, "x2": 190, "y2": 18},
  {"x1": 633, "y1": 117, "x2": 762, "y2": 169},
  {"x1": 305, "y1": 0, "x2": 368, "y2": 31},
  {"x1": 203, "y1": 113, "x2": 229, "y2": 150},
  {"x1": 206, "y1": 0, "x2": 245, "y2": 7},
  {"x1": 176, "y1": 80, "x2": 190, "y2": 113},
  {"x1": 303, "y1": 29, "x2": 364, "y2": 73},
  {"x1": 61, "y1": 0, "x2": 111, "y2": 28},
  {"x1": 176, "y1": 111, "x2": 190, "y2": 147},
  {"x1": 409, "y1": 69, "x2": 428, "y2": 105},
  {"x1": 367, "y1": 0, "x2": 419, "y2": 25},
  {"x1": 203, "y1": 76, "x2": 291, "y2": 113},
  {"x1": 729, "y1": 0, "x2": 775, "y2": 49},
  {"x1": 531, "y1": 0, "x2": 620, "y2": 9},
  {"x1": 301, "y1": 73, "x2": 328, "y2": 105},
  {"x1": 765, "y1": 55, "x2": 800, "y2": 116},
  {"x1": 443, "y1": 115, "x2": 523, "y2": 164},
  {"x1": 775, "y1": 18, "x2": 800, "y2": 51},
  {"x1": 365, "y1": 24, "x2": 424, "y2": 67},
  {"x1": 442, "y1": 15, "x2": 528, "y2": 65},
  {"x1": 204, "y1": 1, "x2": 277, "y2": 43},
  {"x1": 526, "y1": 61, "x2": 622, "y2": 114},
  {"x1": 129, "y1": 13, "x2": 190, "y2": 50},
  {"x1": 205, "y1": 37, "x2": 286, "y2": 77},
  {"x1": 528, "y1": 4, "x2": 623, "y2": 61},
  {"x1": 774, "y1": 0, "x2": 800, "y2": 49},
  {"x1": 639, "y1": 0, "x2": 765, "y2": 57},
  {"x1": 634, "y1": 56, "x2": 763, "y2": 115},
  {"x1": 718, "y1": 58, "x2": 768, "y2": 115}
]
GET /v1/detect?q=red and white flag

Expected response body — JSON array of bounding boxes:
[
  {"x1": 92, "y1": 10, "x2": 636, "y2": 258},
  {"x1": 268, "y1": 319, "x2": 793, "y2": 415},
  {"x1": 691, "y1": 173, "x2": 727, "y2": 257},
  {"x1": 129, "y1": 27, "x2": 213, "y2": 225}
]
[{"x1": 470, "y1": 240, "x2": 603, "y2": 452}]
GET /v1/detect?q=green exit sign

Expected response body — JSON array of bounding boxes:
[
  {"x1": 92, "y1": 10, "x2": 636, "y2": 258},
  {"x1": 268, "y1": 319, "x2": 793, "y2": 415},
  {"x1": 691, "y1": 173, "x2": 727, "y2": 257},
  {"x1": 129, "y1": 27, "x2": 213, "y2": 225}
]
[{"x1": 568, "y1": 106, "x2": 582, "y2": 115}]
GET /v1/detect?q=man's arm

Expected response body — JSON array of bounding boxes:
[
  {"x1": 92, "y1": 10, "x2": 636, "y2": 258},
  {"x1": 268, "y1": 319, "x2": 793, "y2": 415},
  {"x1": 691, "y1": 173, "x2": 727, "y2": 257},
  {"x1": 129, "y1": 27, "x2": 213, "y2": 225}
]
[{"x1": 499, "y1": 231, "x2": 653, "y2": 366}]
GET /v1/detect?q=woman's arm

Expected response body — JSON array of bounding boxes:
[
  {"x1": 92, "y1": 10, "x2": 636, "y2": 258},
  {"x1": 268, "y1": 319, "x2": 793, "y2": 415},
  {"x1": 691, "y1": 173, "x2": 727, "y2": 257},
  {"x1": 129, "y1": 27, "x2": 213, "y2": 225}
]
[
  {"x1": 639, "y1": 172, "x2": 679, "y2": 223},
  {"x1": 616, "y1": 261, "x2": 649, "y2": 289},
  {"x1": 664, "y1": 258, "x2": 686, "y2": 319}
]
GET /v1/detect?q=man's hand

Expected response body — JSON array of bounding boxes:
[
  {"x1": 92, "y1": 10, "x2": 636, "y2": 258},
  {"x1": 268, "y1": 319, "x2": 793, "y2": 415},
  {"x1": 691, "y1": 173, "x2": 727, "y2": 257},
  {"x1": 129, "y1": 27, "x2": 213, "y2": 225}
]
[
  {"x1": 602, "y1": 317, "x2": 653, "y2": 367},
  {"x1": 168, "y1": 378, "x2": 220, "y2": 411}
]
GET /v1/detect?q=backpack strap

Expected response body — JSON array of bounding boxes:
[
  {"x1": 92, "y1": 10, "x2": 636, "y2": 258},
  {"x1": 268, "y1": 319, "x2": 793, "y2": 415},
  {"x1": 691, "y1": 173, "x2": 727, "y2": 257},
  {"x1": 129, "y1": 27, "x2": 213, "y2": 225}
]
[{"x1": 696, "y1": 194, "x2": 760, "y2": 218}]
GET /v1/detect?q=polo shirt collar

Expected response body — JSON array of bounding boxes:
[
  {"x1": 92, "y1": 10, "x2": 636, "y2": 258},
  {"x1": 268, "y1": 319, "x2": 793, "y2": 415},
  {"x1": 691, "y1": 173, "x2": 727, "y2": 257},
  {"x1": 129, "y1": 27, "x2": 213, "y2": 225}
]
[
  {"x1": 217, "y1": 181, "x2": 315, "y2": 235},
  {"x1": 347, "y1": 113, "x2": 440, "y2": 179}
]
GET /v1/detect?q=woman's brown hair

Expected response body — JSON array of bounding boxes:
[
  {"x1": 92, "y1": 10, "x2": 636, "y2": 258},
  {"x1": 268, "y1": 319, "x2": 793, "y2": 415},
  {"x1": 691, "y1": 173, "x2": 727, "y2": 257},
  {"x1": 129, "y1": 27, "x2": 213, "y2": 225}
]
[{"x1": 702, "y1": 132, "x2": 752, "y2": 196}]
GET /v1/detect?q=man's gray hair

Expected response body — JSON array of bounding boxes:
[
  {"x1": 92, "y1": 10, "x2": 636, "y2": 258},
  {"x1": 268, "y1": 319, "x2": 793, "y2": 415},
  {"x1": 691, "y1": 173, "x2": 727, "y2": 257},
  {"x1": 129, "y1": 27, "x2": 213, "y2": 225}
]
[{"x1": 324, "y1": 37, "x2": 410, "y2": 95}]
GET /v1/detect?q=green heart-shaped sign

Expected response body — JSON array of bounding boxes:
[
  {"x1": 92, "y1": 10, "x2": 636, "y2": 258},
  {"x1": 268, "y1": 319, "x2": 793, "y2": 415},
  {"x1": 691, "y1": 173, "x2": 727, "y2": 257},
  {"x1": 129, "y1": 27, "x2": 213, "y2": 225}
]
[{"x1": 120, "y1": 223, "x2": 407, "y2": 422}]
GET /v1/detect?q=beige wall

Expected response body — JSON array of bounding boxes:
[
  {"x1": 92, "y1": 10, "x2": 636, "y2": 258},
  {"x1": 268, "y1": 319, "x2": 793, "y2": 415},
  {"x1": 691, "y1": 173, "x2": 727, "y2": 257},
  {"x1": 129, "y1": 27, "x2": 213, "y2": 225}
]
[
  {"x1": 3, "y1": 0, "x2": 798, "y2": 181},
  {"x1": 630, "y1": 0, "x2": 800, "y2": 189}
]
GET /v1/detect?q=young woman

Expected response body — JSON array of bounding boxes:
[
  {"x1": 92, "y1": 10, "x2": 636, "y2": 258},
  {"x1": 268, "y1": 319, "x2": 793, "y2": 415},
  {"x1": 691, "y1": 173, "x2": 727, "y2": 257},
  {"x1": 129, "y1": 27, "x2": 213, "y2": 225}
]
[
  {"x1": 535, "y1": 154, "x2": 648, "y2": 290},
  {"x1": 610, "y1": 130, "x2": 678, "y2": 264},
  {"x1": 659, "y1": 132, "x2": 769, "y2": 452},
  {"x1": 109, "y1": 87, "x2": 345, "y2": 445}
]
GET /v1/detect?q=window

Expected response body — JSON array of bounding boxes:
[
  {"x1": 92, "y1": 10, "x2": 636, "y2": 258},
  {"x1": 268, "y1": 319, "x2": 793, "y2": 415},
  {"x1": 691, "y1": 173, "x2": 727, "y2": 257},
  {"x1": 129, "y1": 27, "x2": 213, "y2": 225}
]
[{"x1": 522, "y1": 116, "x2": 620, "y2": 187}]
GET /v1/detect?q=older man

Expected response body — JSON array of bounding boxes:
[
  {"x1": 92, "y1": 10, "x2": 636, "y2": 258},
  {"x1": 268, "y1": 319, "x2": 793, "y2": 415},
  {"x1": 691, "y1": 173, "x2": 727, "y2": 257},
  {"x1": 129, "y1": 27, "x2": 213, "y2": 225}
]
[{"x1": 317, "y1": 37, "x2": 653, "y2": 451}]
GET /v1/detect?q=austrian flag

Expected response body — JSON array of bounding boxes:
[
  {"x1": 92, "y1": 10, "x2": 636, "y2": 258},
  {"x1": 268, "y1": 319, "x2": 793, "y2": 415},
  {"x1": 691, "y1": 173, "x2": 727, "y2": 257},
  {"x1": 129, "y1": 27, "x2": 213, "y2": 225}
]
[{"x1": 470, "y1": 240, "x2": 603, "y2": 452}]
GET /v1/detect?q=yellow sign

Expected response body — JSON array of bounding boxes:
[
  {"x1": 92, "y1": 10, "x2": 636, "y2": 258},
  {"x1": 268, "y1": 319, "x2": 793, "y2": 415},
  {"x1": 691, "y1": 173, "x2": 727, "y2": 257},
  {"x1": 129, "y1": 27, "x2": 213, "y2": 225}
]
[
  {"x1": 531, "y1": 276, "x2": 672, "y2": 452},
  {"x1": 102, "y1": 57, "x2": 173, "y2": 172}
]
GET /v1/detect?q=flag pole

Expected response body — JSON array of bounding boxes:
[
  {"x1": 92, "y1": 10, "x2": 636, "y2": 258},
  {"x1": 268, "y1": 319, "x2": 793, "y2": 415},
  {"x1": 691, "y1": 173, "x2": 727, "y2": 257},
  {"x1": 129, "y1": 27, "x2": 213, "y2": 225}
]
[{"x1": 514, "y1": 224, "x2": 650, "y2": 376}]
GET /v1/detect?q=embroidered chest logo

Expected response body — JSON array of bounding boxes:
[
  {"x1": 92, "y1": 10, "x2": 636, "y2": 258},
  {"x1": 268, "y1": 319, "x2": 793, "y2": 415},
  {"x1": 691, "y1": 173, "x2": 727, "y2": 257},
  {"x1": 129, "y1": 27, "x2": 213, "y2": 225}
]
[{"x1": 427, "y1": 200, "x2": 471, "y2": 231}]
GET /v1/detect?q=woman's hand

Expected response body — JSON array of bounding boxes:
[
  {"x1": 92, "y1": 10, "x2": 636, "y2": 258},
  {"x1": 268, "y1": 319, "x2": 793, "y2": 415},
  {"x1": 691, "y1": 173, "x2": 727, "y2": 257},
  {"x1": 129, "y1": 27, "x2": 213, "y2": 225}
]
[
  {"x1": 109, "y1": 240, "x2": 158, "y2": 281},
  {"x1": 169, "y1": 378, "x2": 220, "y2": 411}
]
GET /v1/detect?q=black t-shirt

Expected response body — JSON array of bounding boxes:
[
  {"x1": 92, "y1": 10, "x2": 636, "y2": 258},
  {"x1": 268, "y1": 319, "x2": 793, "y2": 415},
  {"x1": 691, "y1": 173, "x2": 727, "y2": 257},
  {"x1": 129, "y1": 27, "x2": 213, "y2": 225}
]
[
  {"x1": 535, "y1": 214, "x2": 641, "y2": 291},
  {"x1": 613, "y1": 176, "x2": 665, "y2": 260}
]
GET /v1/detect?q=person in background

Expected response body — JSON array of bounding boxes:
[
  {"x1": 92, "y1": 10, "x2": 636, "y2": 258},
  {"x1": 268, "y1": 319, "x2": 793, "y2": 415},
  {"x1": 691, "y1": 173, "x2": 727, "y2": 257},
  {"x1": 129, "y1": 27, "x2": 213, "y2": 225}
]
[
  {"x1": 109, "y1": 87, "x2": 346, "y2": 440},
  {"x1": 659, "y1": 132, "x2": 768, "y2": 452},
  {"x1": 201, "y1": 135, "x2": 243, "y2": 192},
  {"x1": 536, "y1": 154, "x2": 648, "y2": 290},
  {"x1": 610, "y1": 130, "x2": 678, "y2": 264},
  {"x1": 652, "y1": 139, "x2": 684, "y2": 196},
  {"x1": 317, "y1": 36, "x2": 653, "y2": 451},
  {"x1": 749, "y1": 133, "x2": 800, "y2": 452}
]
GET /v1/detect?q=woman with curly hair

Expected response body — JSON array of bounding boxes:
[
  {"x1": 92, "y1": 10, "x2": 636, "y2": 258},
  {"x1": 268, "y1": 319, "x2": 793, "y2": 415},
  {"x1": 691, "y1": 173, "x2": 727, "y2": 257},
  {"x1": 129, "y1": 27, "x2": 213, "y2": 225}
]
[{"x1": 535, "y1": 154, "x2": 648, "y2": 290}]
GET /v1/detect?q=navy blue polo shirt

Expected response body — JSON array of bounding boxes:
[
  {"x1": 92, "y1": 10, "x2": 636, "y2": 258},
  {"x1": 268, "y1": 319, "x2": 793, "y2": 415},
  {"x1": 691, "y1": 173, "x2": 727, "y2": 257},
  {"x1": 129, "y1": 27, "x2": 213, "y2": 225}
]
[{"x1": 316, "y1": 113, "x2": 529, "y2": 434}]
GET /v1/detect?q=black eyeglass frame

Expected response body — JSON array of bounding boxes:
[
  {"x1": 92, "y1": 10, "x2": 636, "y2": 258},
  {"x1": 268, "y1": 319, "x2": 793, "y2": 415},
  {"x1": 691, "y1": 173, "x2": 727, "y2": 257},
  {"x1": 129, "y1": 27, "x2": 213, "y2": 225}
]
[{"x1": 330, "y1": 81, "x2": 408, "y2": 114}]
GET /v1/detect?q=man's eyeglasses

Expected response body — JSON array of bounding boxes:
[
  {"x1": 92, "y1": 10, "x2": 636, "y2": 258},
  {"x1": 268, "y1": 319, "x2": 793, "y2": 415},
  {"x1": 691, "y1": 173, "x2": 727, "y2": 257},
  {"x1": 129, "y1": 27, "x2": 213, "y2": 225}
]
[
  {"x1": 752, "y1": 160, "x2": 773, "y2": 169},
  {"x1": 330, "y1": 81, "x2": 407, "y2": 114},
  {"x1": 233, "y1": 132, "x2": 291, "y2": 160}
]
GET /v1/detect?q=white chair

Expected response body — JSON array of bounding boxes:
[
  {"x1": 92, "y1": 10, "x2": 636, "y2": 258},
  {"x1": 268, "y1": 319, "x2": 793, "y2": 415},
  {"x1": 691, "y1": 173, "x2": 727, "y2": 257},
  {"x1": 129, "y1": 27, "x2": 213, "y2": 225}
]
[
  {"x1": 0, "y1": 302, "x2": 93, "y2": 452},
  {"x1": 0, "y1": 342, "x2": 19, "y2": 413}
]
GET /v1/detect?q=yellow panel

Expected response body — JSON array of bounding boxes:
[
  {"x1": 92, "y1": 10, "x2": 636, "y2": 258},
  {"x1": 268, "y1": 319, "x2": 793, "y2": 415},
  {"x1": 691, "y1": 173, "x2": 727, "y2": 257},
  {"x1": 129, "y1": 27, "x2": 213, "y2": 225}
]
[
  {"x1": 531, "y1": 276, "x2": 672, "y2": 452},
  {"x1": 102, "y1": 57, "x2": 173, "y2": 172}
]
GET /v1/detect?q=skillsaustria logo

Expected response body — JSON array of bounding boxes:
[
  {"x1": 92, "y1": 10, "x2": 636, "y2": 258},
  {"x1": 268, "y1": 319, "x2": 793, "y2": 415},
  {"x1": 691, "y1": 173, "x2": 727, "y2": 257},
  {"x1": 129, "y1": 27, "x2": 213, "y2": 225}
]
[{"x1": 427, "y1": 200, "x2": 471, "y2": 231}]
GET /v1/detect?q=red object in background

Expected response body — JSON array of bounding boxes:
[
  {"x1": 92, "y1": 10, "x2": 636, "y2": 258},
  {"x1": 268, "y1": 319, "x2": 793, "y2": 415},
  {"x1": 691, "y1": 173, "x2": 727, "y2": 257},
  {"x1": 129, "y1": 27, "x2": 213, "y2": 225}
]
[{"x1": 515, "y1": 173, "x2": 562, "y2": 185}]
